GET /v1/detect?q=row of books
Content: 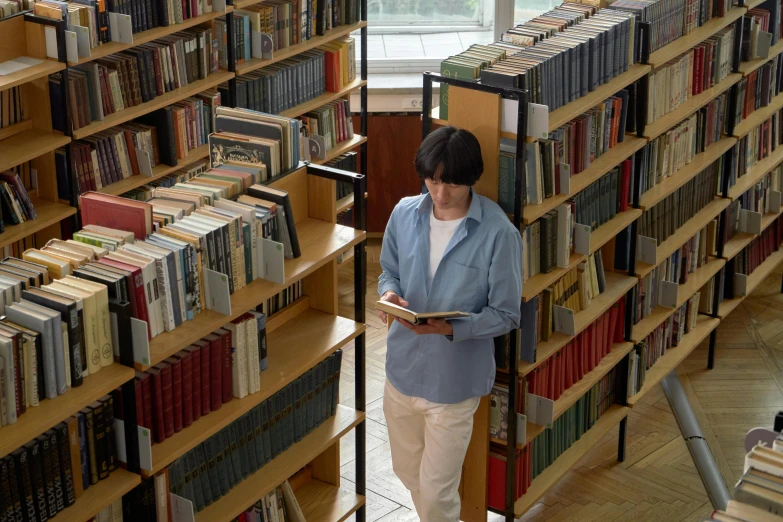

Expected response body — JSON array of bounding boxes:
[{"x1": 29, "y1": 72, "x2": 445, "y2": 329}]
[
  {"x1": 734, "y1": 108, "x2": 782, "y2": 179},
  {"x1": 0, "y1": 0, "x2": 32, "y2": 19},
  {"x1": 741, "y1": 3, "x2": 779, "y2": 62},
  {"x1": 738, "y1": 53, "x2": 782, "y2": 125},
  {"x1": 727, "y1": 436, "x2": 783, "y2": 521},
  {"x1": 487, "y1": 368, "x2": 620, "y2": 509},
  {"x1": 134, "y1": 312, "x2": 267, "y2": 445},
  {"x1": 0, "y1": 395, "x2": 120, "y2": 522},
  {"x1": 120, "y1": 160, "x2": 209, "y2": 201},
  {"x1": 230, "y1": 480, "x2": 306, "y2": 522},
  {"x1": 299, "y1": 98, "x2": 354, "y2": 153},
  {"x1": 646, "y1": 25, "x2": 734, "y2": 124},
  {"x1": 725, "y1": 168, "x2": 783, "y2": 242},
  {"x1": 327, "y1": 152, "x2": 357, "y2": 201},
  {"x1": 51, "y1": 27, "x2": 220, "y2": 133},
  {"x1": 167, "y1": 351, "x2": 343, "y2": 513},
  {"x1": 637, "y1": 158, "x2": 721, "y2": 243},
  {"x1": 626, "y1": 293, "x2": 701, "y2": 398},
  {"x1": 734, "y1": 214, "x2": 783, "y2": 274},
  {"x1": 640, "y1": 94, "x2": 729, "y2": 198},
  {"x1": 0, "y1": 86, "x2": 24, "y2": 130},
  {"x1": 0, "y1": 170, "x2": 38, "y2": 232}
]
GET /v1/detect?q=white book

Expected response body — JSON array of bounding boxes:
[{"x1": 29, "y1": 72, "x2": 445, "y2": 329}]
[
  {"x1": 59, "y1": 277, "x2": 113, "y2": 368},
  {"x1": 121, "y1": 244, "x2": 176, "y2": 332},
  {"x1": 245, "y1": 317, "x2": 260, "y2": 394},
  {"x1": 6, "y1": 304, "x2": 60, "y2": 398},
  {"x1": 17, "y1": 300, "x2": 70, "y2": 388},
  {"x1": 0, "y1": 340, "x2": 15, "y2": 424},
  {"x1": 225, "y1": 321, "x2": 248, "y2": 399}
]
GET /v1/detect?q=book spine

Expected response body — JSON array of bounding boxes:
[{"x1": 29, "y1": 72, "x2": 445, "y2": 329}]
[{"x1": 56, "y1": 423, "x2": 76, "y2": 507}]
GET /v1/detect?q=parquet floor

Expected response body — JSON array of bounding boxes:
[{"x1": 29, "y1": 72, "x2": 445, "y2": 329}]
[{"x1": 335, "y1": 239, "x2": 783, "y2": 521}]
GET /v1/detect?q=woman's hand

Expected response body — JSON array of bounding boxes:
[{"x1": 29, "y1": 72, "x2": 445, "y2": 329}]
[
  {"x1": 396, "y1": 318, "x2": 454, "y2": 337},
  {"x1": 377, "y1": 290, "x2": 409, "y2": 323}
]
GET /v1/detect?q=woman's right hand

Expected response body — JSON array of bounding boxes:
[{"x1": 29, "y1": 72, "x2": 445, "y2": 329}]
[{"x1": 377, "y1": 290, "x2": 409, "y2": 323}]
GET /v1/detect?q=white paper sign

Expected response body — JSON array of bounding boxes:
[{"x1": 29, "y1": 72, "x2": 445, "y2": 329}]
[
  {"x1": 136, "y1": 149, "x2": 153, "y2": 177},
  {"x1": 553, "y1": 305, "x2": 576, "y2": 336},
  {"x1": 64, "y1": 30, "x2": 79, "y2": 64},
  {"x1": 44, "y1": 26, "x2": 58, "y2": 60},
  {"x1": 739, "y1": 209, "x2": 763, "y2": 235},
  {"x1": 308, "y1": 135, "x2": 327, "y2": 160},
  {"x1": 170, "y1": 493, "x2": 196, "y2": 522},
  {"x1": 769, "y1": 191, "x2": 782, "y2": 214},
  {"x1": 213, "y1": 0, "x2": 226, "y2": 11},
  {"x1": 203, "y1": 268, "x2": 232, "y2": 315},
  {"x1": 559, "y1": 163, "x2": 571, "y2": 195},
  {"x1": 261, "y1": 238, "x2": 285, "y2": 284},
  {"x1": 500, "y1": 99, "x2": 549, "y2": 138},
  {"x1": 574, "y1": 224, "x2": 591, "y2": 256},
  {"x1": 526, "y1": 393, "x2": 554, "y2": 427},
  {"x1": 251, "y1": 31, "x2": 274, "y2": 60},
  {"x1": 72, "y1": 25, "x2": 91, "y2": 58},
  {"x1": 516, "y1": 413, "x2": 527, "y2": 445},
  {"x1": 735, "y1": 273, "x2": 748, "y2": 297},
  {"x1": 114, "y1": 420, "x2": 152, "y2": 471},
  {"x1": 131, "y1": 317, "x2": 151, "y2": 366},
  {"x1": 637, "y1": 236, "x2": 658, "y2": 265},
  {"x1": 108, "y1": 12, "x2": 133, "y2": 45},
  {"x1": 659, "y1": 280, "x2": 679, "y2": 308}
]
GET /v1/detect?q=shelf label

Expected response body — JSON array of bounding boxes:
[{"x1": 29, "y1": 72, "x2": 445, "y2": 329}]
[
  {"x1": 259, "y1": 238, "x2": 285, "y2": 284},
  {"x1": 516, "y1": 413, "x2": 527, "y2": 445},
  {"x1": 574, "y1": 223, "x2": 591, "y2": 256},
  {"x1": 659, "y1": 280, "x2": 679, "y2": 308},
  {"x1": 735, "y1": 273, "x2": 748, "y2": 297},
  {"x1": 499, "y1": 100, "x2": 549, "y2": 138},
  {"x1": 739, "y1": 209, "x2": 762, "y2": 235},
  {"x1": 203, "y1": 268, "x2": 232, "y2": 315},
  {"x1": 71, "y1": 25, "x2": 91, "y2": 59},
  {"x1": 130, "y1": 318, "x2": 150, "y2": 365},
  {"x1": 252, "y1": 31, "x2": 274, "y2": 60},
  {"x1": 637, "y1": 235, "x2": 657, "y2": 266},
  {"x1": 108, "y1": 12, "x2": 133, "y2": 45},
  {"x1": 770, "y1": 191, "x2": 782, "y2": 214},
  {"x1": 44, "y1": 26, "x2": 58, "y2": 60},
  {"x1": 114, "y1": 420, "x2": 152, "y2": 471},
  {"x1": 526, "y1": 393, "x2": 554, "y2": 427},
  {"x1": 136, "y1": 149, "x2": 153, "y2": 177},
  {"x1": 170, "y1": 493, "x2": 195, "y2": 522},
  {"x1": 553, "y1": 305, "x2": 575, "y2": 336},
  {"x1": 559, "y1": 163, "x2": 571, "y2": 195},
  {"x1": 756, "y1": 31, "x2": 773, "y2": 60},
  {"x1": 64, "y1": 30, "x2": 78, "y2": 64},
  {"x1": 308, "y1": 135, "x2": 327, "y2": 160}
]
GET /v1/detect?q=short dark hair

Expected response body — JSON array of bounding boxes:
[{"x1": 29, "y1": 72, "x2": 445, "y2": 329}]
[{"x1": 414, "y1": 126, "x2": 484, "y2": 186}]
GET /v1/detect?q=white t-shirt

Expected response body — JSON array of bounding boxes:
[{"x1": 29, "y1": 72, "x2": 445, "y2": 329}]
[{"x1": 429, "y1": 209, "x2": 465, "y2": 286}]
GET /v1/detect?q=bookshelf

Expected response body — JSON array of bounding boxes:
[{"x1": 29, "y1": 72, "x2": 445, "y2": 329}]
[
  {"x1": 731, "y1": 91, "x2": 783, "y2": 138},
  {"x1": 53, "y1": 469, "x2": 141, "y2": 522},
  {"x1": 295, "y1": 479, "x2": 366, "y2": 522}
]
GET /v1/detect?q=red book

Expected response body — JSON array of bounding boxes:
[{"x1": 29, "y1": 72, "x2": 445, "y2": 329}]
[
  {"x1": 192, "y1": 340, "x2": 212, "y2": 416},
  {"x1": 565, "y1": 341, "x2": 573, "y2": 389},
  {"x1": 487, "y1": 453, "x2": 506, "y2": 510},
  {"x1": 177, "y1": 350, "x2": 195, "y2": 427},
  {"x1": 96, "y1": 257, "x2": 148, "y2": 334},
  {"x1": 213, "y1": 328, "x2": 233, "y2": 404},
  {"x1": 603, "y1": 310, "x2": 611, "y2": 357},
  {"x1": 78, "y1": 191, "x2": 152, "y2": 242},
  {"x1": 155, "y1": 362, "x2": 175, "y2": 439},
  {"x1": 553, "y1": 350, "x2": 561, "y2": 401},
  {"x1": 203, "y1": 334, "x2": 223, "y2": 411},
  {"x1": 139, "y1": 372, "x2": 154, "y2": 435},
  {"x1": 614, "y1": 298, "x2": 626, "y2": 343},
  {"x1": 148, "y1": 367, "x2": 166, "y2": 443},
  {"x1": 134, "y1": 373, "x2": 145, "y2": 426},
  {"x1": 166, "y1": 357, "x2": 183, "y2": 433}
]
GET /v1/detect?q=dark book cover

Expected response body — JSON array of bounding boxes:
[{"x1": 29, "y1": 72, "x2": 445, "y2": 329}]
[
  {"x1": 84, "y1": 405, "x2": 99, "y2": 485},
  {"x1": 36, "y1": 435, "x2": 58, "y2": 518},
  {"x1": 77, "y1": 410, "x2": 91, "y2": 492},
  {"x1": 99, "y1": 396, "x2": 116, "y2": 472},
  {"x1": 218, "y1": 428, "x2": 236, "y2": 490},
  {"x1": 2, "y1": 456, "x2": 24, "y2": 522},
  {"x1": 155, "y1": 363, "x2": 175, "y2": 439},
  {"x1": 90, "y1": 401, "x2": 109, "y2": 481},
  {"x1": 247, "y1": 184, "x2": 301, "y2": 258},
  {"x1": 165, "y1": 357, "x2": 184, "y2": 433},
  {"x1": 55, "y1": 423, "x2": 76, "y2": 507},
  {"x1": 183, "y1": 345, "x2": 202, "y2": 424},
  {"x1": 23, "y1": 440, "x2": 48, "y2": 522},
  {"x1": 177, "y1": 351, "x2": 194, "y2": 429},
  {"x1": 11, "y1": 448, "x2": 37, "y2": 522},
  {"x1": 186, "y1": 450, "x2": 205, "y2": 511},
  {"x1": 44, "y1": 431, "x2": 65, "y2": 512},
  {"x1": 242, "y1": 414, "x2": 258, "y2": 473},
  {"x1": 137, "y1": 107, "x2": 178, "y2": 167}
]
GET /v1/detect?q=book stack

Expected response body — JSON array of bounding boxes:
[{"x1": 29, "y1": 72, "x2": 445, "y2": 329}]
[
  {"x1": 166, "y1": 351, "x2": 342, "y2": 513},
  {"x1": 737, "y1": 54, "x2": 781, "y2": 123},
  {"x1": 735, "y1": 108, "x2": 783, "y2": 178},
  {"x1": 742, "y1": 4, "x2": 776, "y2": 62},
  {"x1": 0, "y1": 170, "x2": 39, "y2": 233},
  {"x1": 487, "y1": 368, "x2": 620, "y2": 510},
  {"x1": 716, "y1": 439, "x2": 783, "y2": 521},
  {"x1": 638, "y1": 160, "x2": 721, "y2": 243},
  {"x1": 0, "y1": 393, "x2": 120, "y2": 522},
  {"x1": 299, "y1": 99, "x2": 354, "y2": 153},
  {"x1": 121, "y1": 161, "x2": 211, "y2": 201},
  {"x1": 0, "y1": 0, "x2": 33, "y2": 19}
]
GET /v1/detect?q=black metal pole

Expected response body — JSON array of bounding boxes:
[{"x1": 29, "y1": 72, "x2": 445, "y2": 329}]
[
  {"x1": 360, "y1": 0, "x2": 368, "y2": 182},
  {"x1": 618, "y1": 417, "x2": 628, "y2": 462},
  {"x1": 226, "y1": 10, "x2": 237, "y2": 108},
  {"x1": 354, "y1": 170, "x2": 367, "y2": 522}
]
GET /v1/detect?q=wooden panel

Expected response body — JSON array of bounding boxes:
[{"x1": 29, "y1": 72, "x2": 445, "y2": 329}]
[
  {"x1": 294, "y1": 480, "x2": 365, "y2": 522},
  {"x1": 460, "y1": 394, "x2": 489, "y2": 522},
  {"x1": 26, "y1": 75, "x2": 54, "y2": 133},
  {"x1": 0, "y1": 197, "x2": 77, "y2": 251},
  {"x1": 0, "y1": 128, "x2": 70, "y2": 172},
  {"x1": 0, "y1": 56, "x2": 62, "y2": 94},
  {"x1": 0, "y1": 119, "x2": 33, "y2": 142},
  {"x1": 23, "y1": 21, "x2": 49, "y2": 60},
  {"x1": 266, "y1": 296, "x2": 311, "y2": 334},
  {"x1": 0, "y1": 16, "x2": 28, "y2": 63},
  {"x1": 32, "y1": 150, "x2": 58, "y2": 202},
  {"x1": 308, "y1": 175, "x2": 337, "y2": 223},
  {"x1": 53, "y1": 469, "x2": 140, "y2": 522},
  {"x1": 34, "y1": 220, "x2": 63, "y2": 247},
  {"x1": 269, "y1": 167, "x2": 309, "y2": 225},
  {"x1": 313, "y1": 135, "x2": 367, "y2": 166},
  {"x1": 280, "y1": 80, "x2": 366, "y2": 120},
  {"x1": 304, "y1": 259, "x2": 338, "y2": 315},
  {"x1": 447, "y1": 86, "x2": 502, "y2": 202},
  {"x1": 311, "y1": 442, "x2": 341, "y2": 486}
]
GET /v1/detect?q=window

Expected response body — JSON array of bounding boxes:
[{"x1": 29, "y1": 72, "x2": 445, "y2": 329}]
[
  {"x1": 368, "y1": 0, "x2": 487, "y2": 27},
  {"x1": 514, "y1": 0, "x2": 563, "y2": 24}
]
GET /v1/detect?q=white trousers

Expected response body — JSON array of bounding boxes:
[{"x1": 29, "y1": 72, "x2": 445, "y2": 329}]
[{"x1": 383, "y1": 378, "x2": 480, "y2": 522}]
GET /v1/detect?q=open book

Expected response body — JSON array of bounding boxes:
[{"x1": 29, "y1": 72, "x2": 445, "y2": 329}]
[{"x1": 376, "y1": 301, "x2": 469, "y2": 325}]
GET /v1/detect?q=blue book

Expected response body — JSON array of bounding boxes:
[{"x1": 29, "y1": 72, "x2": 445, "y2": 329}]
[{"x1": 77, "y1": 411, "x2": 90, "y2": 492}]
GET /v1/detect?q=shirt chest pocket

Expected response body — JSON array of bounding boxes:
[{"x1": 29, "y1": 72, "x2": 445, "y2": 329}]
[{"x1": 439, "y1": 260, "x2": 489, "y2": 313}]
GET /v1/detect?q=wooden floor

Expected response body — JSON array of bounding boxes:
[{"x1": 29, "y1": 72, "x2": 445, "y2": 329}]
[{"x1": 335, "y1": 239, "x2": 783, "y2": 521}]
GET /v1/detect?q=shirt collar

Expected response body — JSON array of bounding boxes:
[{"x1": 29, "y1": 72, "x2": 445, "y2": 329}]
[{"x1": 415, "y1": 189, "x2": 483, "y2": 224}]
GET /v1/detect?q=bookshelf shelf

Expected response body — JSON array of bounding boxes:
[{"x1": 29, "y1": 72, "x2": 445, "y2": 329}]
[
  {"x1": 265, "y1": 296, "x2": 311, "y2": 334},
  {"x1": 234, "y1": 21, "x2": 368, "y2": 75},
  {"x1": 643, "y1": 73, "x2": 742, "y2": 140},
  {"x1": 512, "y1": 404, "x2": 629, "y2": 517},
  {"x1": 728, "y1": 146, "x2": 783, "y2": 200},
  {"x1": 295, "y1": 480, "x2": 366, "y2": 522},
  {"x1": 638, "y1": 137, "x2": 737, "y2": 210},
  {"x1": 739, "y1": 39, "x2": 783, "y2": 76},
  {"x1": 523, "y1": 341, "x2": 634, "y2": 445},
  {"x1": 54, "y1": 469, "x2": 141, "y2": 522},
  {"x1": 314, "y1": 135, "x2": 367, "y2": 166},
  {"x1": 522, "y1": 253, "x2": 587, "y2": 302},
  {"x1": 718, "y1": 247, "x2": 783, "y2": 317},
  {"x1": 0, "y1": 119, "x2": 33, "y2": 142},
  {"x1": 722, "y1": 210, "x2": 781, "y2": 260},
  {"x1": 591, "y1": 209, "x2": 643, "y2": 254},
  {"x1": 0, "y1": 128, "x2": 70, "y2": 172},
  {"x1": 70, "y1": 8, "x2": 235, "y2": 65},
  {"x1": 194, "y1": 405, "x2": 365, "y2": 522},
  {"x1": 0, "y1": 197, "x2": 77, "y2": 250},
  {"x1": 0, "y1": 364, "x2": 134, "y2": 460},
  {"x1": 98, "y1": 144, "x2": 211, "y2": 196},
  {"x1": 547, "y1": 65, "x2": 652, "y2": 133},
  {"x1": 139, "y1": 219, "x2": 365, "y2": 370},
  {"x1": 336, "y1": 193, "x2": 355, "y2": 214},
  {"x1": 142, "y1": 310, "x2": 365, "y2": 476},
  {"x1": 674, "y1": 257, "x2": 726, "y2": 309},
  {"x1": 747, "y1": 0, "x2": 766, "y2": 7},
  {"x1": 733, "y1": 91, "x2": 783, "y2": 138},
  {"x1": 71, "y1": 71, "x2": 235, "y2": 140},
  {"x1": 647, "y1": 7, "x2": 747, "y2": 69},
  {"x1": 626, "y1": 315, "x2": 720, "y2": 406},
  {"x1": 631, "y1": 305, "x2": 677, "y2": 342},
  {"x1": 0, "y1": 58, "x2": 64, "y2": 92},
  {"x1": 636, "y1": 197, "x2": 732, "y2": 279},
  {"x1": 522, "y1": 136, "x2": 647, "y2": 225},
  {"x1": 280, "y1": 79, "x2": 367, "y2": 120},
  {"x1": 718, "y1": 295, "x2": 744, "y2": 318},
  {"x1": 517, "y1": 272, "x2": 638, "y2": 376}
]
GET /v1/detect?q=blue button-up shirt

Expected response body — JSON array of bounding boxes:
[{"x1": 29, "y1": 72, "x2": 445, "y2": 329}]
[{"x1": 378, "y1": 190, "x2": 523, "y2": 404}]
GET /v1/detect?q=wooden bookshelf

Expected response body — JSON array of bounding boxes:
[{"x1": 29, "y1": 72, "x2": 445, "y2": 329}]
[
  {"x1": 0, "y1": 197, "x2": 77, "y2": 250},
  {"x1": 139, "y1": 219, "x2": 365, "y2": 370},
  {"x1": 739, "y1": 39, "x2": 783, "y2": 76},
  {"x1": 636, "y1": 197, "x2": 732, "y2": 279},
  {"x1": 517, "y1": 272, "x2": 638, "y2": 376},
  {"x1": 728, "y1": 146, "x2": 783, "y2": 200},
  {"x1": 591, "y1": 209, "x2": 643, "y2": 254},
  {"x1": 673, "y1": 257, "x2": 726, "y2": 309},
  {"x1": 512, "y1": 404, "x2": 630, "y2": 517},
  {"x1": 71, "y1": 71, "x2": 235, "y2": 140},
  {"x1": 723, "y1": 209, "x2": 781, "y2": 260},
  {"x1": 280, "y1": 79, "x2": 367, "y2": 120},
  {"x1": 522, "y1": 136, "x2": 647, "y2": 225},
  {"x1": 234, "y1": 21, "x2": 368, "y2": 75},
  {"x1": 194, "y1": 405, "x2": 365, "y2": 522},
  {"x1": 647, "y1": 7, "x2": 747, "y2": 69},
  {"x1": 54, "y1": 469, "x2": 141, "y2": 522},
  {"x1": 546, "y1": 65, "x2": 652, "y2": 132},
  {"x1": 0, "y1": 58, "x2": 64, "y2": 92},
  {"x1": 98, "y1": 144, "x2": 210, "y2": 196},
  {"x1": 336, "y1": 193, "x2": 355, "y2": 214},
  {"x1": 638, "y1": 137, "x2": 737, "y2": 210},
  {"x1": 631, "y1": 305, "x2": 678, "y2": 342},
  {"x1": 626, "y1": 315, "x2": 720, "y2": 406},
  {"x1": 314, "y1": 135, "x2": 368, "y2": 166},
  {"x1": 717, "y1": 247, "x2": 783, "y2": 317},
  {"x1": 733, "y1": 91, "x2": 783, "y2": 138},
  {"x1": 295, "y1": 480, "x2": 366, "y2": 522},
  {"x1": 523, "y1": 342, "x2": 634, "y2": 445},
  {"x1": 718, "y1": 295, "x2": 744, "y2": 318},
  {"x1": 643, "y1": 73, "x2": 742, "y2": 140},
  {"x1": 0, "y1": 128, "x2": 70, "y2": 172},
  {"x1": 522, "y1": 253, "x2": 586, "y2": 302},
  {"x1": 746, "y1": 0, "x2": 766, "y2": 8},
  {"x1": 142, "y1": 310, "x2": 365, "y2": 476},
  {"x1": 71, "y1": 8, "x2": 234, "y2": 65},
  {"x1": 0, "y1": 364, "x2": 134, "y2": 459}
]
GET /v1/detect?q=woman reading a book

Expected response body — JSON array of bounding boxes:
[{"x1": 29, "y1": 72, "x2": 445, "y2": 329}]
[{"x1": 377, "y1": 125, "x2": 523, "y2": 521}]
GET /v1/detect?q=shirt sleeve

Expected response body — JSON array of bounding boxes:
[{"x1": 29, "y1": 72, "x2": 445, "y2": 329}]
[
  {"x1": 378, "y1": 205, "x2": 403, "y2": 298},
  {"x1": 450, "y1": 228, "x2": 523, "y2": 343}
]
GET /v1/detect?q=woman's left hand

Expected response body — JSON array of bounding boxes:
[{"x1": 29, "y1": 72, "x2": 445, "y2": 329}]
[{"x1": 396, "y1": 318, "x2": 453, "y2": 336}]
